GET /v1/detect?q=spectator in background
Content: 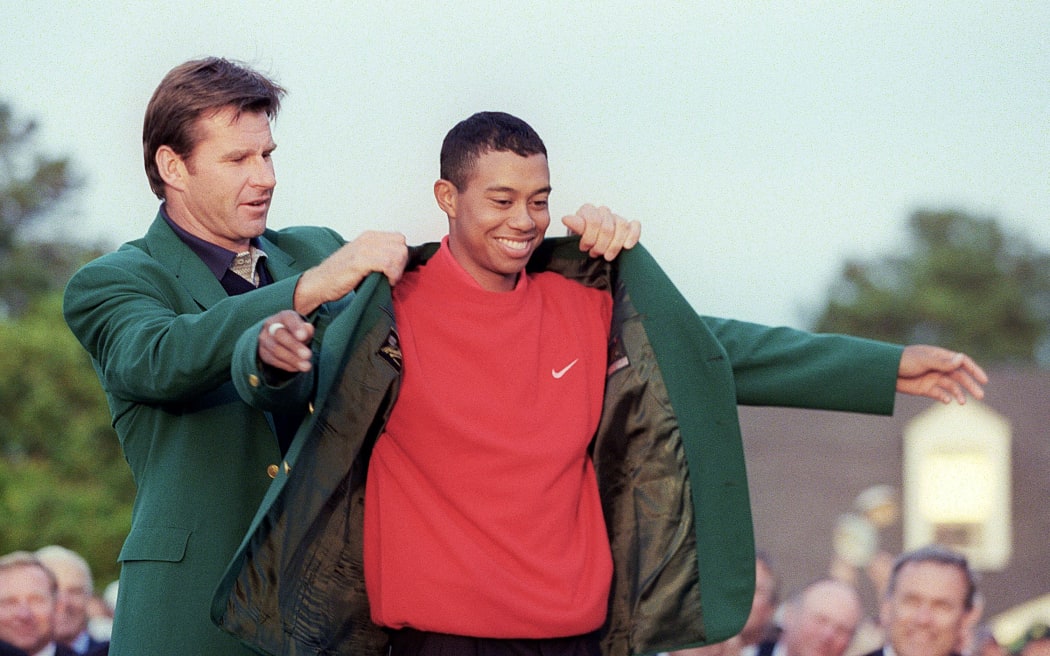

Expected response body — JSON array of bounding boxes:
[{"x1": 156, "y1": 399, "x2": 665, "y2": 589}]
[
  {"x1": 34, "y1": 547, "x2": 108, "y2": 656},
  {"x1": 84, "y1": 584, "x2": 115, "y2": 645},
  {"x1": 863, "y1": 545, "x2": 977, "y2": 656},
  {"x1": 756, "y1": 579, "x2": 863, "y2": 656},
  {"x1": 0, "y1": 551, "x2": 76, "y2": 656},
  {"x1": 739, "y1": 552, "x2": 782, "y2": 655}
]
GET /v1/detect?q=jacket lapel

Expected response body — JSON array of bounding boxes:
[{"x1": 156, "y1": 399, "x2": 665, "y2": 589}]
[
  {"x1": 258, "y1": 232, "x2": 298, "y2": 282},
  {"x1": 142, "y1": 213, "x2": 228, "y2": 309},
  {"x1": 142, "y1": 216, "x2": 302, "y2": 310}
]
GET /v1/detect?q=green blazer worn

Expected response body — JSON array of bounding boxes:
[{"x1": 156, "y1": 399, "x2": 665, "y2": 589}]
[
  {"x1": 62, "y1": 213, "x2": 344, "y2": 656},
  {"x1": 212, "y1": 239, "x2": 904, "y2": 656}
]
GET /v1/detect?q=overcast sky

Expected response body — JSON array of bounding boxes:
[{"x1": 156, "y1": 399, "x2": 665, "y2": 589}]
[{"x1": 3, "y1": 1, "x2": 1048, "y2": 327}]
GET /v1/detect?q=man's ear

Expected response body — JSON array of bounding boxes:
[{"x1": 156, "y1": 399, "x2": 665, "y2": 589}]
[
  {"x1": 960, "y1": 599, "x2": 983, "y2": 638},
  {"x1": 878, "y1": 597, "x2": 892, "y2": 630},
  {"x1": 780, "y1": 602, "x2": 797, "y2": 633},
  {"x1": 434, "y1": 179, "x2": 457, "y2": 218},
  {"x1": 156, "y1": 145, "x2": 187, "y2": 192}
]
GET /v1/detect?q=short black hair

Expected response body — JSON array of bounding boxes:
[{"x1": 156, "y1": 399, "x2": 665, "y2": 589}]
[{"x1": 439, "y1": 111, "x2": 547, "y2": 190}]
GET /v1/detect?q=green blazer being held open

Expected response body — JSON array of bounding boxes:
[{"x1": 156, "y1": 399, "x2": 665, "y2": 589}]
[{"x1": 213, "y1": 238, "x2": 903, "y2": 656}]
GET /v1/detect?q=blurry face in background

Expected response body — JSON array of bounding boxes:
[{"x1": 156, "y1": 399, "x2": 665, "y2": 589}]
[
  {"x1": 41, "y1": 558, "x2": 91, "y2": 643},
  {"x1": 882, "y1": 561, "x2": 970, "y2": 656},
  {"x1": 781, "y1": 581, "x2": 861, "y2": 656},
  {"x1": 0, "y1": 565, "x2": 57, "y2": 654}
]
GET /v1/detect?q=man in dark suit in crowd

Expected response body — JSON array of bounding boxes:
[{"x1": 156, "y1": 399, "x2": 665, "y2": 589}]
[
  {"x1": 863, "y1": 545, "x2": 978, "y2": 656},
  {"x1": 34, "y1": 547, "x2": 108, "y2": 656},
  {"x1": 755, "y1": 579, "x2": 862, "y2": 656},
  {"x1": 0, "y1": 552, "x2": 77, "y2": 656},
  {"x1": 737, "y1": 551, "x2": 782, "y2": 656}
]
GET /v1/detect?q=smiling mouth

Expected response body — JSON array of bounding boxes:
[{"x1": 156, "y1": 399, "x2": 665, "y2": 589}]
[{"x1": 496, "y1": 237, "x2": 533, "y2": 251}]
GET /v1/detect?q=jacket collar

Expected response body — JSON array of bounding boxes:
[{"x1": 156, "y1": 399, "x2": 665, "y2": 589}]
[{"x1": 142, "y1": 210, "x2": 299, "y2": 310}]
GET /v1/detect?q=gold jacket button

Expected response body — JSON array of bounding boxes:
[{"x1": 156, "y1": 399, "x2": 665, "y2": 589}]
[
  {"x1": 266, "y1": 464, "x2": 279, "y2": 478},
  {"x1": 248, "y1": 374, "x2": 261, "y2": 388}
]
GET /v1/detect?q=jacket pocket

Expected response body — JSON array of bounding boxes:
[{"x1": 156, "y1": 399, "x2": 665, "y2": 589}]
[{"x1": 117, "y1": 526, "x2": 191, "y2": 563}]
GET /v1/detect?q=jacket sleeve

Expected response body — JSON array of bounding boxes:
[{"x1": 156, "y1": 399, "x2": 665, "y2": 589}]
[
  {"x1": 231, "y1": 318, "x2": 315, "y2": 412},
  {"x1": 63, "y1": 249, "x2": 305, "y2": 404},
  {"x1": 612, "y1": 242, "x2": 903, "y2": 416},
  {"x1": 701, "y1": 316, "x2": 904, "y2": 414}
]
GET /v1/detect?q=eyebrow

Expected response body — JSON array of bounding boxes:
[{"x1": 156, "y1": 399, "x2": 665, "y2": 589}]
[
  {"x1": 484, "y1": 185, "x2": 553, "y2": 195},
  {"x1": 224, "y1": 142, "x2": 277, "y2": 159}
]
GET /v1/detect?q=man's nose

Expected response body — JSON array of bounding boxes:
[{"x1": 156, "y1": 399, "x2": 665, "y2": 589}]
[
  {"x1": 251, "y1": 158, "x2": 276, "y2": 188},
  {"x1": 507, "y1": 205, "x2": 535, "y2": 229},
  {"x1": 10, "y1": 599, "x2": 35, "y2": 619}
]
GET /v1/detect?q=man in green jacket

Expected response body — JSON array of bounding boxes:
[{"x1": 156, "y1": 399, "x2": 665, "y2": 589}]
[
  {"x1": 63, "y1": 62, "x2": 639, "y2": 656},
  {"x1": 214, "y1": 112, "x2": 986, "y2": 656}
]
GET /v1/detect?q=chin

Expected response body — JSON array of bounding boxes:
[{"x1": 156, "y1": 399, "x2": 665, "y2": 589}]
[
  {"x1": 244, "y1": 218, "x2": 269, "y2": 237},
  {"x1": 500, "y1": 258, "x2": 530, "y2": 273}
]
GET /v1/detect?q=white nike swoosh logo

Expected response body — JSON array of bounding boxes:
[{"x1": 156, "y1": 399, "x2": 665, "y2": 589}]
[{"x1": 552, "y1": 359, "x2": 579, "y2": 379}]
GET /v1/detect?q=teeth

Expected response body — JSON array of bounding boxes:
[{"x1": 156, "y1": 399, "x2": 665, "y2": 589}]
[{"x1": 497, "y1": 238, "x2": 529, "y2": 251}]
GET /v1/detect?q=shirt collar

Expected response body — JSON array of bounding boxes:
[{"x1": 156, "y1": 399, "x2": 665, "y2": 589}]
[
  {"x1": 32, "y1": 642, "x2": 57, "y2": 656},
  {"x1": 70, "y1": 629, "x2": 91, "y2": 654}
]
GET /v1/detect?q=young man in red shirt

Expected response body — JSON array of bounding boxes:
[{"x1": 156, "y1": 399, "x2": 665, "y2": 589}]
[{"x1": 226, "y1": 112, "x2": 986, "y2": 656}]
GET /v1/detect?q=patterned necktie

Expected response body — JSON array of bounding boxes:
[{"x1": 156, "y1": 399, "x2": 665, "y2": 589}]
[{"x1": 229, "y1": 247, "x2": 267, "y2": 287}]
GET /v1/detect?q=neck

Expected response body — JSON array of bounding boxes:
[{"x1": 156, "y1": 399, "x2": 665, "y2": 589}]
[{"x1": 162, "y1": 198, "x2": 249, "y2": 251}]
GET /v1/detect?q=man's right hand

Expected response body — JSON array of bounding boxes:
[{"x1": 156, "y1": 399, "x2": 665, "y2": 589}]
[
  {"x1": 260, "y1": 310, "x2": 315, "y2": 373},
  {"x1": 293, "y1": 231, "x2": 408, "y2": 315}
]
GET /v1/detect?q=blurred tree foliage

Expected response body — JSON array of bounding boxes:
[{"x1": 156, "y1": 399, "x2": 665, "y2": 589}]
[
  {"x1": 0, "y1": 99, "x2": 130, "y2": 586},
  {"x1": 0, "y1": 100, "x2": 86, "y2": 317},
  {"x1": 811, "y1": 209, "x2": 1050, "y2": 366},
  {"x1": 0, "y1": 293, "x2": 132, "y2": 585}
]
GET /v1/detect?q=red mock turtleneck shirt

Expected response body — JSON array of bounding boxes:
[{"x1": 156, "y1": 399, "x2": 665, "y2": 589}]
[{"x1": 364, "y1": 238, "x2": 614, "y2": 638}]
